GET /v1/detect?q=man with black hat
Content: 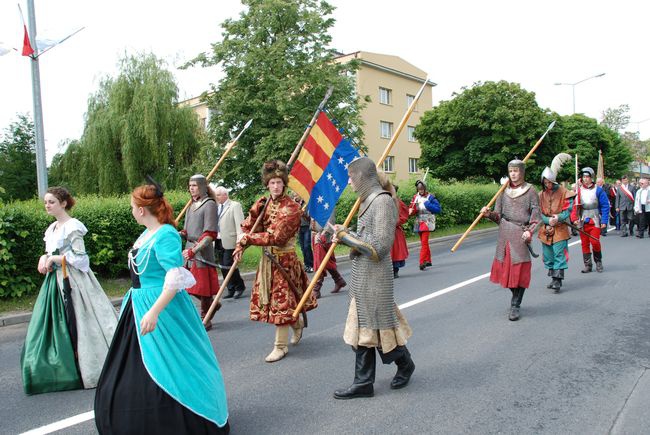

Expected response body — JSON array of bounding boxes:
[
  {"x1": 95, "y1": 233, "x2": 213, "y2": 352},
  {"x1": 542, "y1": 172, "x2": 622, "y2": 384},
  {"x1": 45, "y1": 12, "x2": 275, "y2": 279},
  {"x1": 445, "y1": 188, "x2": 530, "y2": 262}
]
[
  {"x1": 181, "y1": 174, "x2": 220, "y2": 330},
  {"x1": 408, "y1": 180, "x2": 441, "y2": 270},
  {"x1": 233, "y1": 160, "x2": 318, "y2": 362},
  {"x1": 481, "y1": 158, "x2": 541, "y2": 321},
  {"x1": 332, "y1": 156, "x2": 415, "y2": 399},
  {"x1": 571, "y1": 167, "x2": 610, "y2": 273}
]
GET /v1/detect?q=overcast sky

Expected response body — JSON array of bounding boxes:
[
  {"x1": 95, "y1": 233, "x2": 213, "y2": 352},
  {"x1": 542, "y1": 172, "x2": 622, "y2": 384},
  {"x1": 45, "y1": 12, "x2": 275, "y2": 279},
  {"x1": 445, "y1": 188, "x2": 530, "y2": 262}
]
[{"x1": 1, "y1": 0, "x2": 649, "y2": 164}]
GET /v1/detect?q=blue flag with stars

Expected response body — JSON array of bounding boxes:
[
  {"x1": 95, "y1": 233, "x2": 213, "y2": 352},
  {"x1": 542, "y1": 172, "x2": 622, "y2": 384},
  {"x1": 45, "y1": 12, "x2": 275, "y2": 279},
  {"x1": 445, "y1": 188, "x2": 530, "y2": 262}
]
[{"x1": 307, "y1": 138, "x2": 359, "y2": 227}]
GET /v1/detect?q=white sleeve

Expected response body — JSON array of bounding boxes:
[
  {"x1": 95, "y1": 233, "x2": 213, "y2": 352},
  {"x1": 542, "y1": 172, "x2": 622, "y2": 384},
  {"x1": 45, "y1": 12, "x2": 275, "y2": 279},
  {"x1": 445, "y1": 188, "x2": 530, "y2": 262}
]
[{"x1": 163, "y1": 267, "x2": 196, "y2": 293}]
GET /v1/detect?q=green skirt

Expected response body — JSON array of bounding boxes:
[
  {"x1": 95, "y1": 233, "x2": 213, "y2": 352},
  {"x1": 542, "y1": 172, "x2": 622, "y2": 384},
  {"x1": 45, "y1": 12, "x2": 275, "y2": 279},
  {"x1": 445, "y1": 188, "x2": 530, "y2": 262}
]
[{"x1": 21, "y1": 272, "x2": 82, "y2": 395}]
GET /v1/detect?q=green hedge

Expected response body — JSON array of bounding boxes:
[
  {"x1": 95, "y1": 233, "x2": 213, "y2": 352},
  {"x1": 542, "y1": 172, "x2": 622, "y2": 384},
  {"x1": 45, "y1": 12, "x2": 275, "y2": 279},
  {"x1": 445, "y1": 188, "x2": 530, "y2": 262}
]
[{"x1": 0, "y1": 182, "x2": 498, "y2": 299}]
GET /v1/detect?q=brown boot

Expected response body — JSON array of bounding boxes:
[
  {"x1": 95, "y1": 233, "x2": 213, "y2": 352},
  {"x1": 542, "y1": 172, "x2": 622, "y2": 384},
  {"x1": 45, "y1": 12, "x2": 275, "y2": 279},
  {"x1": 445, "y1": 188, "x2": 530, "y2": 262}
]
[
  {"x1": 328, "y1": 268, "x2": 347, "y2": 294},
  {"x1": 265, "y1": 325, "x2": 289, "y2": 362},
  {"x1": 200, "y1": 296, "x2": 219, "y2": 331},
  {"x1": 581, "y1": 253, "x2": 593, "y2": 273},
  {"x1": 312, "y1": 275, "x2": 324, "y2": 299}
]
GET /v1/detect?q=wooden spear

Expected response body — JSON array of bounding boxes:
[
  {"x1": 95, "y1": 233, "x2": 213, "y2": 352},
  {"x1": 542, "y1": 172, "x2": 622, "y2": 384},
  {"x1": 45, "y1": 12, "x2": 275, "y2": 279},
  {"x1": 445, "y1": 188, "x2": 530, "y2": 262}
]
[
  {"x1": 292, "y1": 78, "x2": 430, "y2": 319},
  {"x1": 203, "y1": 86, "x2": 334, "y2": 326},
  {"x1": 450, "y1": 120, "x2": 556, "y2": 253},
  {"x1": 174, "y1": 119, "x2": 253, "y2": 226}
]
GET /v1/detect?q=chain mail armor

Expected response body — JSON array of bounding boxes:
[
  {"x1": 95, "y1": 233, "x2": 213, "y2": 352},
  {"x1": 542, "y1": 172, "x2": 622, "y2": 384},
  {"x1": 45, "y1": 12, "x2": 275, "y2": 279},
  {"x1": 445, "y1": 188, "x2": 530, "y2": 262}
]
[{"x1": 487, "y1": 183, "x2": 541, "y2": 264}]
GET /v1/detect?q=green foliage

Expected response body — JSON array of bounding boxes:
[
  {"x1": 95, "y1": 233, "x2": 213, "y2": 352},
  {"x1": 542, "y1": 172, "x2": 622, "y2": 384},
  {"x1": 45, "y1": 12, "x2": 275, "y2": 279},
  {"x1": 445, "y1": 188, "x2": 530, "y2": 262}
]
[
  {"x1": 49, "y1": 53, "x2": 206, "y2": 195},
  {"x1": 0, "y1": 114, "x2": 37, "y2": 202},
  {"x1": 600, "y1": 104, "x2": 630, "y2": 133},
  {"x1": 185, "y1": 0, "x2": 364, "y2": 200},
  {"x1": 416, "y1": 81, "x2": 551, "y2": 182}
]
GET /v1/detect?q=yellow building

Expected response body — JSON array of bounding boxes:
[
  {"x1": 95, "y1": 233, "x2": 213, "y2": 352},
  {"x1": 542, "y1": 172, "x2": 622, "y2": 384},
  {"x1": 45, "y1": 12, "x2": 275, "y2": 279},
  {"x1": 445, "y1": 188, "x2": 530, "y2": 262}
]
[
  {"x1": 335, "y1": 51, "x2": 435, "y2": 180},
  {"x1": 179, "y1": 51, "x2": 435, "y2": 180}
]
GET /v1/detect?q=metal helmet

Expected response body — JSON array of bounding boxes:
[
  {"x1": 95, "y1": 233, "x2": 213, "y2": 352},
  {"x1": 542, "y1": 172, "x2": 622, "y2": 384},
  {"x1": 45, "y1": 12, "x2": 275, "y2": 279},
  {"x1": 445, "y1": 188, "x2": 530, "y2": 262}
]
[
  {"x1": 507, "y1": 158, "x2": 526, "y2": 175},
  {"x1": 581, "y1": 167, "x2": 595, "y2": 179},
  {"x1": 190, "y1": 174, "x2": 208, "y2": 197},
  {"x1": 541, "y1": 167, "x2": 557, "y2": 184}
]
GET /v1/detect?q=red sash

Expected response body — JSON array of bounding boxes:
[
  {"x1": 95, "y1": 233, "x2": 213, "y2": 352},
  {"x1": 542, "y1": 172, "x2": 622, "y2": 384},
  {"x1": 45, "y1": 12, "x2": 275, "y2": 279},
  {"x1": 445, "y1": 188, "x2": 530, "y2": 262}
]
[{"x1": 621, "y1": 185, "x2": 634, "y2": 202}]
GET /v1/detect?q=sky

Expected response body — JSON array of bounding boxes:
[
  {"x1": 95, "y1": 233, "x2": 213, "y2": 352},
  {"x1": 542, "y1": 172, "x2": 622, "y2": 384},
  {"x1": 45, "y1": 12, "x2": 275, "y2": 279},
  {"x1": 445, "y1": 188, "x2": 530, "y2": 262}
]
[{"x1": 1, "y1": 0, "x2": 649, "y2": 165}]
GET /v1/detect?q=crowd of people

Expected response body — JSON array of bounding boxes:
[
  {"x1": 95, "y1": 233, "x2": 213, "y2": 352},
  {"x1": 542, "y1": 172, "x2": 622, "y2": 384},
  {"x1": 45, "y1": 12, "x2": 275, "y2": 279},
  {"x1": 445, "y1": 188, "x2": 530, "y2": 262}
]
[{"x1": 18, "y1": 149, "x2": 649, "y2": 432}]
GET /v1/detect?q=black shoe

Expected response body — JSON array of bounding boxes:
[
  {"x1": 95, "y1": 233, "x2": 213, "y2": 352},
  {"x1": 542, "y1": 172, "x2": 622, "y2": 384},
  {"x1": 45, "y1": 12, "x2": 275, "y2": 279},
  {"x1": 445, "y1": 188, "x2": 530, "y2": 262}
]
[
  {"x1": 391, "y1": 357, "x2": 415, "y2": 390},
  {"x1": 305, "y1": 267, "x2": 314, "y2": 273},
  {"x1": 509, "y1": 306, "x2": 520, "y2": 321},
  {"x1": 333, "y1": 383, "x2": 374, "y2": 399},
  {"x1": 419, "y1": 264, "x2": 425, "y2": 271},
  {"x1": 223, "y1": 292, "x2": 235, "y2": 299},
  {"x1": 550, "y1": 278, "x2": 561, "y2": 293},
  {"x1": 233, "y1": 289, "x2": 245, "y2": 299},
  {"x1": 424, "y1": 262, "x2": 432, "y2": 267},
  {"x1": 393, "y1": 269, "x2": 399, "y2": 278},
  {"x1": 622, "y1": 233, "x2": 628, "y2": 237}
]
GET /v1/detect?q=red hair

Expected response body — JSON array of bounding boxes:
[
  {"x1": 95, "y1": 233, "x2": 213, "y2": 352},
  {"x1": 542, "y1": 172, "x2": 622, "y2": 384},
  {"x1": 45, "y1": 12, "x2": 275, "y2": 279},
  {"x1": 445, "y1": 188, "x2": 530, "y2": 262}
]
[{"x1": 131, "y1": 185, "x2": 175, "y2": 226}]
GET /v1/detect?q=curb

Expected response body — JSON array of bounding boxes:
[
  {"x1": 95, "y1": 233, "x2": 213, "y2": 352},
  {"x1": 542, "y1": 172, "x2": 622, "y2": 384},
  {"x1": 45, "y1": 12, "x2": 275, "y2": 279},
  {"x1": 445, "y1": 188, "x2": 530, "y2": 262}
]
[{"x1": 0, "y1": 227, "x2": 497, "y2": 328}]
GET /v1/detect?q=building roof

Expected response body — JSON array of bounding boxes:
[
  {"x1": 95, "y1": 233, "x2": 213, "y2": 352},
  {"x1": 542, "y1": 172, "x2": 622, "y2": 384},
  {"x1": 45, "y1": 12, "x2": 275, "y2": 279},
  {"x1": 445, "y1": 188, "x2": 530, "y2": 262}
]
[{"x1": 335, "y1": 51, "x2": 436, "y2": 87}]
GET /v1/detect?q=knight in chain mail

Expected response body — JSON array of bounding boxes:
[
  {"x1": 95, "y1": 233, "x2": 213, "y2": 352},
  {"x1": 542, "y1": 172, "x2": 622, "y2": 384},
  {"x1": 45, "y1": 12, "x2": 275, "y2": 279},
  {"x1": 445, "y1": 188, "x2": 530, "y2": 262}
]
[
  {"x1": 233, "y1": 160, "x2": 318, "y2": 363},
  {"x1": 538, "y1": 154, "x2": 575, "y2": 293},
  {"x1": 180, "y1": 174, "x2": 220, "y2": 331},
  {"x1": 332, "y1": 157, "x2": 414, "y2": 399},
  {"x1": 482, "y1": 159, "x2": 541, "y2": 321},
  {"x1": 570, "y1": 167, "x2": 610, "y2": 273}
]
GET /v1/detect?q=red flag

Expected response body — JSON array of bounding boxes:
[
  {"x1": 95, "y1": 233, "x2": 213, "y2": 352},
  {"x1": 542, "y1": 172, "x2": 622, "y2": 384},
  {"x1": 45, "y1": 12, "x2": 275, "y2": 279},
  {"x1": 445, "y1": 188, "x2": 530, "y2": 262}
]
[
  {"x1": 22, "y1": 24, "x2": 34, "y2": 57},
  {"x1": 18, "y1": 5, "x2": 34, "y2": 57}
]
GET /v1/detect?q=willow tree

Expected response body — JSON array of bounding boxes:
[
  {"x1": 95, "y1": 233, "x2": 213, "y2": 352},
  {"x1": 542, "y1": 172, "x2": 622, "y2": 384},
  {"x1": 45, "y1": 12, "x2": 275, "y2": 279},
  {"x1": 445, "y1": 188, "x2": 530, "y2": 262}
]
[
  {"x1": 0, "y1": 114, "x2": 37, "y2": 201},
  {"x1": 58, "y1": 53, "x2": 204, "y2": 194},
  {"x1": 185, "y1": 0, "x2": 363, "y2": 201}
]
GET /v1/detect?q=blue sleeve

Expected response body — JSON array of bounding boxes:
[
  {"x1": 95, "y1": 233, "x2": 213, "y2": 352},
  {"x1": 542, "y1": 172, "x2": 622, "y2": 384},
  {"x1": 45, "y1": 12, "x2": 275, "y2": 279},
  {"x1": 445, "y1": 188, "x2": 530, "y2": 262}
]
[
  {"x1": 154, "y1": 225, "x2": 184, "y2": 272},
  {"x1": 597, "y1": 187, "x2": 610, "y2": 222},
  {"x1": 425, "y1": 194, "x2": 441, "y2": 214}
]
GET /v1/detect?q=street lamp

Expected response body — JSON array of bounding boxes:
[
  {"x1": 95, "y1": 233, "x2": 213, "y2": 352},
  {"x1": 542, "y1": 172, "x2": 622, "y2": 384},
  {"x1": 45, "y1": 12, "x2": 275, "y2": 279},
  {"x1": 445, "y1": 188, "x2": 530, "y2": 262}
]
[{"x1": 554, "y1": 72, "x2": 606, "y2": 114}]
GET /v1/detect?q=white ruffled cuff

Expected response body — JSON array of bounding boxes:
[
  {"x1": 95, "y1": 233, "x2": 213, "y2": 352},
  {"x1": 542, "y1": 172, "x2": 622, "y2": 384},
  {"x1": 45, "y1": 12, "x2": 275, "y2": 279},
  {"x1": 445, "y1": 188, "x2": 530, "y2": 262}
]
[{"x1": 163, "y1": 267, "x2": 196, "y2": 293}]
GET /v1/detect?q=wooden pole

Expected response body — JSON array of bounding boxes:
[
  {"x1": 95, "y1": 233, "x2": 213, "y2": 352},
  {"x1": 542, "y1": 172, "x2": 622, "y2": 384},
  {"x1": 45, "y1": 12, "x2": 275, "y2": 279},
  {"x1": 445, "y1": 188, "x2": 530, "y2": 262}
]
[
  {"x1": 292, "y1": 78, "x2": 430, "y2": 319},
  {"x1": 450, "y1": 120, "x2": 556, "y2": 253},
  {"x1": 174, "y1": 119, "x2": 253, "y2": 226},
  {"x1": 203, "y1": 87, "x2": 334, "y2": 326}
]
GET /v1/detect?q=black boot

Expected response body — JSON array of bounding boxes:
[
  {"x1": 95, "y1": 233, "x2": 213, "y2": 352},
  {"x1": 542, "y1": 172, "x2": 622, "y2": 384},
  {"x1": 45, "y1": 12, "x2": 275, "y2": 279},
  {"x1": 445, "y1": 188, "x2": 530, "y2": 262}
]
[
  {"x1": 593, "y1": 251, "x2": 603, "y2": 272},
  {"x1": 547, "y1": 269, "x2": 555, "y2": 289},
  {"x1": 508, "y1": 288, "x2": 520, "y2": 321},
  {"x1": 393, "y1": 267, "x2": 399, "y2": 278},
  {"x1": 550, "y1": 270, "x2": 562, "y2": 293},
  {"x1": 334, "y1": 347, "x2": 375, "y2": 399},
  {"x1": 581, "y1": 253, "x2": 592, "y2": 273},
  {"x1": 390, "y1": 348, "x2": 415, "y2": 390}
]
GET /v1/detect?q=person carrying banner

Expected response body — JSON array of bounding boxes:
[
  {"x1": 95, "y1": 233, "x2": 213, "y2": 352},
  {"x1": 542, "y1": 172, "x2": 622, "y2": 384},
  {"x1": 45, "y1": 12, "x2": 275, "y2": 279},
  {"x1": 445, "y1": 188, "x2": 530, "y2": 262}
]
[
  {"x1": 180, "y1": 174, "x2": 220, "y2": 331},
  {"x1": 233, "y1": 160, "x2": 318, "y2": 362},
  {"x1": 537, "y1": 154, "x2": 575, "y2": 293},
  {"x1": 571, "y1": 167, "x2": 610, "y2": 273},
  {"x1": 481, "y1": 159, "x2": 541, "y2": 321},
  {"x1": 310, "y1": 211, "x2": 346, "y2": 299},
  {"x1": 408, "y1": 180, "x2": 441, "y2": 270},
  {"x1": 332, "y1": 157, "x2": 415, "y2": 399}
]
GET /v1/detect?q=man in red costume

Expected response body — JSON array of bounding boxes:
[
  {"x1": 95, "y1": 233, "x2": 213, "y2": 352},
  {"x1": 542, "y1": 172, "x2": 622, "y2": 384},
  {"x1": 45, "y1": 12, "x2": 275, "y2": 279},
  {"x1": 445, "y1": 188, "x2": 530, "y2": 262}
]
[{"x1": 233, "y1": 160, "x2": 318, "y2": 362}]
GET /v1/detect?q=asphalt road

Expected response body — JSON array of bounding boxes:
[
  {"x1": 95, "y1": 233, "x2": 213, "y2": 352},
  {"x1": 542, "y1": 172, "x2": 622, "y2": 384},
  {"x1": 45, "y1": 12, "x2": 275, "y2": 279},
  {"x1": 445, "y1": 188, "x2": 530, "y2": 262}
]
[{"x1": 1, "y1": 229, "x2": 649, "y2": 434}]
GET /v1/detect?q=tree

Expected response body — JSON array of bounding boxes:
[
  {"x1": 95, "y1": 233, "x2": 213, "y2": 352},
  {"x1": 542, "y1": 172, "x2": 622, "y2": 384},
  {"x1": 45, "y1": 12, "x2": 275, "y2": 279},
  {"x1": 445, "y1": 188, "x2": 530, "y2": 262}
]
[
  {"x1": 54, "y1": 53, "x2": 205, "y2": 194},
  {"x1": 185, "y1": 0, "x2": 363, "y2": 202},
  {"x1": 553, "y1": 114, "x2": 633, "y2": 179},
  {"x1": 0, "y1": 114, "x2": 37, "y2": 201},
  {"x1": 600, "y1": 104, "x2": 630, "y2": 133},
  {"x1": 415, "y1": 81, "x2": 551, "y2": 182}
]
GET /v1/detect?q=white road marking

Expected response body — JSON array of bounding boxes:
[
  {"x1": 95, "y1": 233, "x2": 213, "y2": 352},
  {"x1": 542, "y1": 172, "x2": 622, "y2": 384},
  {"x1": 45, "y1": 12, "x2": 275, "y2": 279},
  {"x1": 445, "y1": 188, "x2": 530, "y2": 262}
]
[
  {"x1": 20, "y1": 410, "x2": 94, "y2": 435},
  {"x1": 19, "y1": 227, "x2": 609, "y2": 433}
]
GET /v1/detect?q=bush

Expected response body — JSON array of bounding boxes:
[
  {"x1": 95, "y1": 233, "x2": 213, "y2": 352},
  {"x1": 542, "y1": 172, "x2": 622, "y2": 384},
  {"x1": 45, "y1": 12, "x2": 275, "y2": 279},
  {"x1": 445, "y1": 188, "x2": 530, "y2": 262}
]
[{"x1": 0, "y1": 183, "x2": 499, "y2": 299}]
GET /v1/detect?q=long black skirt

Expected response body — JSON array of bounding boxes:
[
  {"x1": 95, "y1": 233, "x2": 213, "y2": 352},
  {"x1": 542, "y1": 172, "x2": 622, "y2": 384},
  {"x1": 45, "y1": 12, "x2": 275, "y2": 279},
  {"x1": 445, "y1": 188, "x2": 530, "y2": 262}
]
[{"x1": 94, "y1": 299, "x2": 229, "y2": 434}]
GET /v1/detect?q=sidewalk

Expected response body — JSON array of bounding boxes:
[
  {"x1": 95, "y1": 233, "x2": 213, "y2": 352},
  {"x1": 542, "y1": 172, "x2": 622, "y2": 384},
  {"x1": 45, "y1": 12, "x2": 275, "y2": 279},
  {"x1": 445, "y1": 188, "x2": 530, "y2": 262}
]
[{"x1": 0, "y1": 227, "x2": 497, "y2": 327}]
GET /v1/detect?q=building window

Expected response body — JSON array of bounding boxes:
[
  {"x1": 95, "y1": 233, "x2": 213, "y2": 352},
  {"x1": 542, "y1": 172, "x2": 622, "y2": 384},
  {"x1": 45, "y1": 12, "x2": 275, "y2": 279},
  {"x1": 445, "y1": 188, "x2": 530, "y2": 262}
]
[
  {"x1": 407, "y1": 126, "x2": 417, "y2": 142},
  {"x1": 406, "y1": 94, "x2": 417, "y2": 111},
  {"x1": 199, "y1": 117, "x2": 207, "y2": 130},
  {"x1": 379, "y1": 87, "x2": 392, "y2": 105},
  {"x1": 380, "y1": 121, "x2": 393, "y2": 139},
  {"x1": 409, "y1": 158, "x2": 419, "y2": 173},
  {"x1": 383, "y1": 156, "x2": 395, "y2": 173}
]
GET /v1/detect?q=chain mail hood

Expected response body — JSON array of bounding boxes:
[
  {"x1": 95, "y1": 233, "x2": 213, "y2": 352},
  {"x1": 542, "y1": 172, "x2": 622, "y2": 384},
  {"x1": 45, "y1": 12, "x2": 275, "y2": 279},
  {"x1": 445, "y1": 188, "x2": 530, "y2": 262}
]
[
  {"x1": 349, "y1": 157, "x2": 385, "y2": 215},
  {"x1": 190, "y1": 174, "x2": 209, "y2": 198}
]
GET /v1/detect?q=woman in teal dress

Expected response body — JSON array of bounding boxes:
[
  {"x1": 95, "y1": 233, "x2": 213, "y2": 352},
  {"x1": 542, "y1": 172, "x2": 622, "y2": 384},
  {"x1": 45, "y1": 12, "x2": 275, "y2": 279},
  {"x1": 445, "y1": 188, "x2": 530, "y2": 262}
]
[{"x1": 94, "y1": 182, "x2": 229, "y2": 434}]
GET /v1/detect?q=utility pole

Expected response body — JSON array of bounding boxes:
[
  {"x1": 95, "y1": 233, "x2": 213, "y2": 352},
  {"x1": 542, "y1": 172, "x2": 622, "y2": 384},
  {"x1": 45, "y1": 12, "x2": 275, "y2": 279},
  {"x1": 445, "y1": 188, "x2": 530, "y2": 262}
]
[{"x1": 27, "y1": 0, "x2": 48, "y2": 197}]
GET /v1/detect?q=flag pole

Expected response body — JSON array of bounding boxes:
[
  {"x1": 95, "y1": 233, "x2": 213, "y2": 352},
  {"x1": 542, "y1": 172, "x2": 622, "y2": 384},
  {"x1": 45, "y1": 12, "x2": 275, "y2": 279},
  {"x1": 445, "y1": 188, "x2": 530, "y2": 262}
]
[
  {"x1": 203, "y1": 87, "x2": 334, "y2": 326},
  {"x1": 292, "y1": 78, "x2": 429, "y2": 319},
  {"x1": 450, "y1": 120, "x2": 556, "y2": 253},
  {"x1": 175, "y1": 119, "x2": 252, "y2": 226}
]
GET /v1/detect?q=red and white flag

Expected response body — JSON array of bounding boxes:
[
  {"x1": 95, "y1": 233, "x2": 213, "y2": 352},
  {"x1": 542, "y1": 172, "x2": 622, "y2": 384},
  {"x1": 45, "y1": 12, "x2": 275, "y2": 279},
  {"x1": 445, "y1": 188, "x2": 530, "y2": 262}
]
[{"x1": 18, "y1": 4, "x2": 34, "y2": 57}]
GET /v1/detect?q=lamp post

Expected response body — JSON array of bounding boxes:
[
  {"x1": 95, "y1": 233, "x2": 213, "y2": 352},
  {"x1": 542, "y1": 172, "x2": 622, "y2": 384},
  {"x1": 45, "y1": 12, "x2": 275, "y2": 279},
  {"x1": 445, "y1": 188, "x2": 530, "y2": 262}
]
[{"x1": 554, "y1": 72, "x2": 606, "y2": 114}]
